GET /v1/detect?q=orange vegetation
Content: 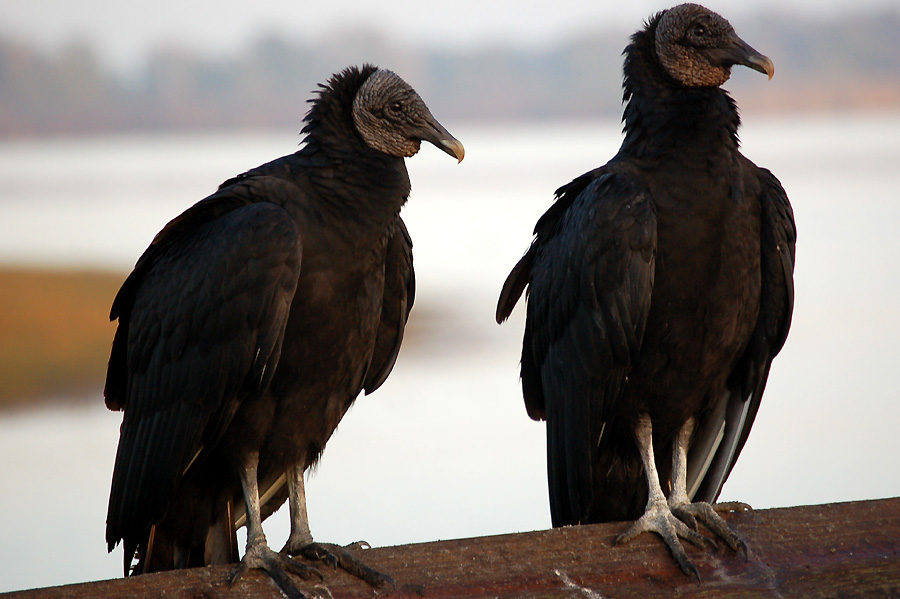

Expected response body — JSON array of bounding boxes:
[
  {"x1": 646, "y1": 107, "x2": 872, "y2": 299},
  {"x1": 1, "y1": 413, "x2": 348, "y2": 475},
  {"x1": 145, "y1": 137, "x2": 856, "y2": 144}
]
[{"x1": 0, "y1": 266, "x2": 124, "y2": 408}]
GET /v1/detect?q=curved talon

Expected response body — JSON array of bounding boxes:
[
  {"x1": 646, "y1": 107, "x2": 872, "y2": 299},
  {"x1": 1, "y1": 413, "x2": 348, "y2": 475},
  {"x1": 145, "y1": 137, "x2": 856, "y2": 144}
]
[
  {"x1": 283, "y1": 557, "x2": 325, "y2": 582},
  {"x1": 327, "y1": 543, "x2": 395, "y2": 589},
  {"x1": 676, "y1": 521, "x2": 707, "y2": 549},
  {"x1": 286, "y1": 541, "x2": 394, "y2": 589},
  {"x1": 678, "y1": 555, "x2": 701, "y2": 583},
  {"x1": 615, "y1": 499, "x2": 706, "y2": 579},
  {"x1": 228, "y1": 562, "x2": 247, "y2": 586},
  {"x1": 675, "y1": 500, "x2": 746, "y2": 555},
  {"x1": 298, "y1": 543, "x2": 340, "y2": 570},
  {"x1": 670, "y1": 504, "x2": 699, "y2": 531},
  {"x1": 735, "y1": 538, "x2": 750, "y2": 561},
  {"x1": 229, "y1": 541, "x2": 320, "y2": 599}
]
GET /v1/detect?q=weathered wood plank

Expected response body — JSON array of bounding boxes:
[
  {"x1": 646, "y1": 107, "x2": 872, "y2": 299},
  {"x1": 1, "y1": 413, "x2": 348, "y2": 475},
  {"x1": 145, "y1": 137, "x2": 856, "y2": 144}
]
[{"x1": 6, "y1": 498, "x2": 899, "y2": 598}]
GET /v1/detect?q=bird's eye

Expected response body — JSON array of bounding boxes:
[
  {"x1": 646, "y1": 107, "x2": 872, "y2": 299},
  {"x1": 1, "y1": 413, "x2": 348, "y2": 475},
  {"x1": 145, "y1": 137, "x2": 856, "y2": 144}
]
[
  {"x1": 389, "y1": 101, "x2": 403, "y2": 113},
  {"x1": 692, "y1": 24, "x2": 706, "y2": 37}
]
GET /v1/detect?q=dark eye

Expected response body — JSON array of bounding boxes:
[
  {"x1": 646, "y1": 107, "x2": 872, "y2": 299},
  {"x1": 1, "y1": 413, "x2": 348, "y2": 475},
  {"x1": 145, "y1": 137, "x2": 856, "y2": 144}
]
[
  {"x1": 389, "y1": 101, "x2": 403, "y2": 113},
  {"x1": 692, "y1": 24, "x2": 706, "y2": 37}
]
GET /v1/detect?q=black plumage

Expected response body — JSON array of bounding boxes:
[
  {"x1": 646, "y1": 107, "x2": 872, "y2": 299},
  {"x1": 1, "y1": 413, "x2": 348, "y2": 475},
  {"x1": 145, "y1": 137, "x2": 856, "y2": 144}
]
[
  {"x1": 497, "y1": 4, "x2": 795, "y2": 577},
  {"x1": 105, "y1": 65, "x2": 464, "y2": 596}
]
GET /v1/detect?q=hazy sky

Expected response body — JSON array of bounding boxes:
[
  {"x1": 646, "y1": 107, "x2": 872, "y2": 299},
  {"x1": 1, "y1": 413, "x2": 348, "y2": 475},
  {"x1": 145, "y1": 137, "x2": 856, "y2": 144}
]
[{"x1": 2, "y1": 0, "x2": 897, "y2": 71}]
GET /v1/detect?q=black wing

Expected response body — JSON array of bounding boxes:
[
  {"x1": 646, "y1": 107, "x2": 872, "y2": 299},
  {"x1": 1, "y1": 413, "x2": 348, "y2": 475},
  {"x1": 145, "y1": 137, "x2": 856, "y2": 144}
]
[
  {"x1": 105, "y1": 179, "x2": 303, "y2": 566},
  {"x1": 498, "y1": 170, "x2": 657, "y2": 525},
  {"x1": 251, "y1": 215, "x2": 415, "y2": 526},
  {"x1": 688, "y1": 167, "x2": 796, "y2": 502},
  {"x1": 364, "y1": 216, "x2": 415, "y2": 393}
]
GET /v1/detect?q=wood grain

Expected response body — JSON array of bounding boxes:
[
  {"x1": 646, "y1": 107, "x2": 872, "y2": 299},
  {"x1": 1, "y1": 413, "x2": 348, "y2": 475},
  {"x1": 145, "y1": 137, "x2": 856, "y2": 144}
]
[{"x1": 6, "y1": 498, "x2": 899, "y2": 598}]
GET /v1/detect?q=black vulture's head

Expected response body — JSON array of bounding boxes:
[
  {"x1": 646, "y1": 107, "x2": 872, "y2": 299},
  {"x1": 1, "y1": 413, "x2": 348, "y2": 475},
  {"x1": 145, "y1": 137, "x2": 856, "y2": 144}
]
[
  {"x1": 352, "y1": 69, "x2": 465, "y2": 162},
  {"x1": 654, "y1": 3, "x2": 774, "y2": 87}
]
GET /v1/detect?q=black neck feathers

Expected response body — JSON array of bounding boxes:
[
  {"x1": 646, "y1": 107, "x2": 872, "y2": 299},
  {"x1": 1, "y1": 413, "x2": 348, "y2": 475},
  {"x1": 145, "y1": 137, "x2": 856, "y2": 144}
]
[{"x1": 619, "y1": 13, "x2": 741, "y2": 160}]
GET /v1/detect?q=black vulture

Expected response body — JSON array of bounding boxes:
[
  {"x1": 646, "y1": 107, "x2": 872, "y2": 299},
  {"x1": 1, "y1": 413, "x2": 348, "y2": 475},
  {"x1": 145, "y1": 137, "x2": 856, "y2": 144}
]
[
  {"x1": 104, "y1": 65, "x2": 464, "y2": 598},
  {"x1": 496, "y1": 4, "x2": 795, "y2": 578}
]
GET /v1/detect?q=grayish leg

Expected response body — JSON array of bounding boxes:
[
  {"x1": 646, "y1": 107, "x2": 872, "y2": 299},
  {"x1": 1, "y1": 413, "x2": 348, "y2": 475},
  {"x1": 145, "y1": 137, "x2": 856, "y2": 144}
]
[
  {"x1": 280, "y1": 463, "x2": 394, "y2": 589},
  {"x1": 669, "y1": 418, "x2": 749, "y2": 558},
  {"x1": 615, "y1": 414, "x2": 706, "y2": 579},
  {"x1": 228, "y1": 452, "x2": 322, "y2": 599},
  {"x1": 669, "y1": 417, "x2": 694, "y2": 506},
  {"x1": 281, "y1": 464, "x2": 316, "y2": 554}
]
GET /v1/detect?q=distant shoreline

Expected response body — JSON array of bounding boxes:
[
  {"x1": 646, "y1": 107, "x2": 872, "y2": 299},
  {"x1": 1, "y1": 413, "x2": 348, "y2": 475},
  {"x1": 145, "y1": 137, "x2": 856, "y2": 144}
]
[
  {"x1": 1, "y1": 9, "x2": 898, "y2": 137},
  {"x1": 0, "y1": 266, "x2": 124, "y2": 410}
]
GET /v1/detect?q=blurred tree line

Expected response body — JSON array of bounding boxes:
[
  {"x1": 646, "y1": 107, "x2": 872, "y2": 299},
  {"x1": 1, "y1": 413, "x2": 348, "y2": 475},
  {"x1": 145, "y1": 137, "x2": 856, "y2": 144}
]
[{"x1": 1, "y1": 10, "x2": 898, "y2": 137}]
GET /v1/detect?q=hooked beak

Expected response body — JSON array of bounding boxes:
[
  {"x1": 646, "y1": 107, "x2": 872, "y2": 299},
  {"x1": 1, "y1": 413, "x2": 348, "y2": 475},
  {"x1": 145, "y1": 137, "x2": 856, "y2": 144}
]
[
  {"x1": 417, "y1": 115, "x2": 465, "y2": 163},
  {"x1": 438, "y1": 137, "x2": 466, "y2": 163},
  {"x1": 744, "y1": 51, "x2": 775, "y2": 80},
  {"x1": 711, "y1": 32, "x2": 775, "y2": 80}
]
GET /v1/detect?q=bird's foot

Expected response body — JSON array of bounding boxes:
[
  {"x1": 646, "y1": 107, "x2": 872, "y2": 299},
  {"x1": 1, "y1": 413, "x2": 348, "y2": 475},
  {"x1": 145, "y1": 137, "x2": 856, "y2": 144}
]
[
  {"x1": 615, "y1": 499, "x2": 708, "y2": 580},
  {"x1": 283, "y1": 540, "x2": 395, "y2": 589},
  {"x1": 230, "y1": 538, "x2": 323, "y2": 599},
  {"x1": 670, "y1": 500, "x2": 749, "y2": 559}
]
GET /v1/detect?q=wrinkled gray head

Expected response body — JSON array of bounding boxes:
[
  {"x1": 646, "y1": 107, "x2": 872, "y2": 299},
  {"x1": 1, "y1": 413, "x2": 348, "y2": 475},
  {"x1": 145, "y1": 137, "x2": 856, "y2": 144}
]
[
  {"x1": 352, "y1": 69, "x2": 465, "y2": 162},
  {"x1": 655, "y1": 3, "x2": 774, "y2": 87}
]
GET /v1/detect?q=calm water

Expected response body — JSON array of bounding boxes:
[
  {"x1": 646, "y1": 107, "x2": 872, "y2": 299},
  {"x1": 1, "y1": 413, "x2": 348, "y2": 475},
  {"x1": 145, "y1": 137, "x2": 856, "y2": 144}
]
[{"x1": 2, "y1": 114, "x2": 900, "y2": 592}]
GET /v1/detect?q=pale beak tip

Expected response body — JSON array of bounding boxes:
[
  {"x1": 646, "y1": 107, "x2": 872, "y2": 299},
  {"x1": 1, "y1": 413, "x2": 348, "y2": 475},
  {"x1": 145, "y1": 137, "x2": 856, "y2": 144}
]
[
  {"x1": 441, "y1": 138, "x2": 465, "y2": 163},
  {"x1": 748, "y1": 54, "x2": 775, "y2": 80}
]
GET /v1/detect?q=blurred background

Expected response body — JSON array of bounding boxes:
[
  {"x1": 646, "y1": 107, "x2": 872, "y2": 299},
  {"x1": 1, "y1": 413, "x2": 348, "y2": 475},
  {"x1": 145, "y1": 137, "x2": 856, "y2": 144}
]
[{"x1": 1, "y1": 0, "x2": 899, "y2": 593}]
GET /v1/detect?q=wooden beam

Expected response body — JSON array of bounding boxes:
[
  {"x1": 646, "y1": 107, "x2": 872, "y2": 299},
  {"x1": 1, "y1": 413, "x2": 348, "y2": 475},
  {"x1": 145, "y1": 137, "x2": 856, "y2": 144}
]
[{"x1": 6, "y1": 497, "x2": 900, "y2": 598}]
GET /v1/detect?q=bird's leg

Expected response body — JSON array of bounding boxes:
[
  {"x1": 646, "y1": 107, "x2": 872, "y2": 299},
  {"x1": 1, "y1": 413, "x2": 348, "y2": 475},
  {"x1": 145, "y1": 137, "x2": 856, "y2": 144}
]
[
  {"x1": 280, "y1": 464, "x2": 318, "y2": 556},
  {"x1": 615, "y1": 414, "x2": 706, "y2": 580},
  {"x1": 228, "y1": 451, "x2": 322, "y2": 599},
  {"x1": 668, "y1": 418, "x2": 749, "y2": 558},
  {"x1": 281, "y1": 464, "x2": 394, "y2": 589}
]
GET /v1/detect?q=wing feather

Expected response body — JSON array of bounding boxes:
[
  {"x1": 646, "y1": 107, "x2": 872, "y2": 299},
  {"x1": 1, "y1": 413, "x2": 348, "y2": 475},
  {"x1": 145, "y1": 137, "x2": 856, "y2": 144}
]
[
  {"x1": 502, "y1": 170, "x2": 657, "y2": 525},
  {"x1": 689, "y1": 167, "x2": 796, "y2": 502},
  {"x1": 363, "y1": 216, "x2": 415, "y2": 394},
  {"x1": 105, "y1": 186, "x2": 303, "y2": 558}
]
